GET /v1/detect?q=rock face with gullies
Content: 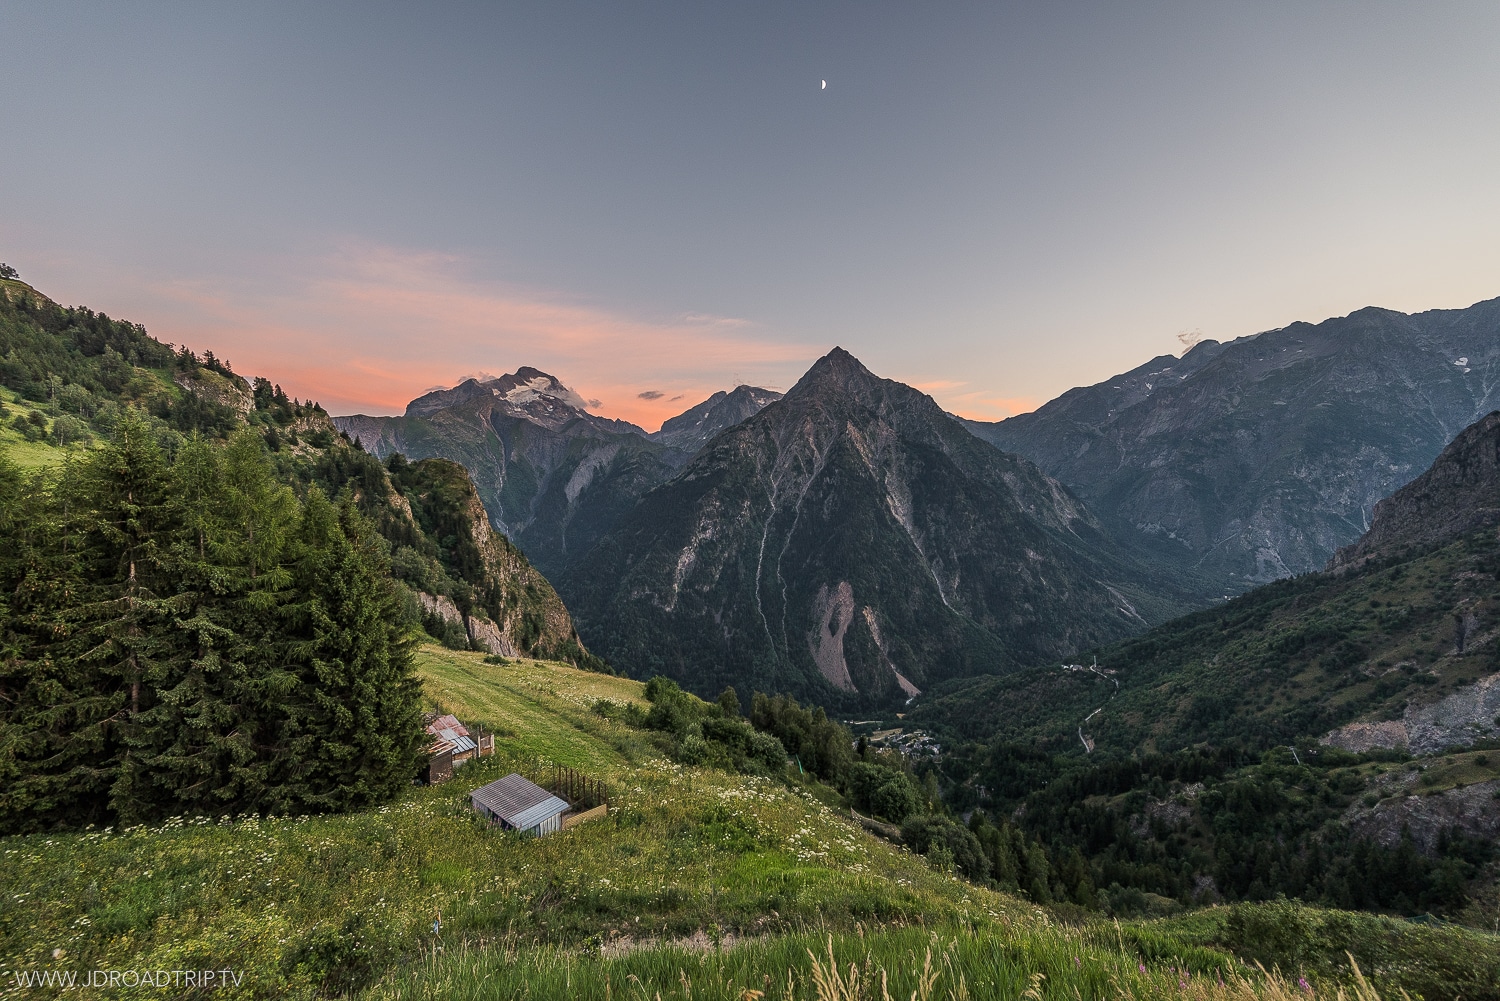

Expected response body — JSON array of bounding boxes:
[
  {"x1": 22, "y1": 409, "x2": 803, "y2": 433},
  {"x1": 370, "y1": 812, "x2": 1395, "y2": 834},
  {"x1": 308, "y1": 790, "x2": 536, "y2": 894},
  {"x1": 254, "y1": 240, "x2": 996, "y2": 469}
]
[
  {"x1": 396, "y1": 457, "x2": 598, "y2": 668},
  {"x1": 649, "y1": 386, "x2": 783, "y2": 453},
  {"x1": 335, "y1": 368, "x2": 692, "y2": 579},
  {"x1": 967, "y1": 297, "x2": 1500, "y2": 595},
  {"x1": 1330, "y1": 411, "x2": 1500, "y2": 570},
  {"x1": 565, "y1": 348, "x2": 1196, "y2": 707},
  {"x1": 1344, "y1": 779, "x2": 1500, "y2": 855}
]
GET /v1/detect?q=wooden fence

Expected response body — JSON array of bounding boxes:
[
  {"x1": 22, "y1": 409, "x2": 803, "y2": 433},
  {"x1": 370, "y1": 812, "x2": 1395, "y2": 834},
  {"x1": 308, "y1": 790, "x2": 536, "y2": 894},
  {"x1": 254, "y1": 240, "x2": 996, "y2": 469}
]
[{"x1": 549, "y1": 765, "x2": 610, "y2": 810}]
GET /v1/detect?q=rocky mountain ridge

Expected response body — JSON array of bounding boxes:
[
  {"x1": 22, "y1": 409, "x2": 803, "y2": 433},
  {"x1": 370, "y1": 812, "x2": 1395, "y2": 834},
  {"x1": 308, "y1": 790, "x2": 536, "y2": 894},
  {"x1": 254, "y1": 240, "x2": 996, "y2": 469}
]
[
  {"x1": 967, "y1": 297, "x2": 1500, "y2": 594},
  {"x1": 564, "y1": 348, "x2": 1197, "y2": 707},
  {"x1": 1330, "y1": 411, "x2": 1500, "y2": 571},
  {"x1": 335, "y1": 367, "x2": 693, "y2": 578},
  {"x1": 405, "y1": 366, "x2": 646, "y2": 436},
  {"x1": 648, "y1": 385, "x2": 783, "y2": 451}
]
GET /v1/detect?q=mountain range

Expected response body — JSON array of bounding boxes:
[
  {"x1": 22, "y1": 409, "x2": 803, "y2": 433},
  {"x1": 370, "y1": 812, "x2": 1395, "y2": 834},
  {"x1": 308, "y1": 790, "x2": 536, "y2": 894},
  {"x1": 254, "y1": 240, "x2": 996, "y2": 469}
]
[
  {"x1": 330, "y1": 296, "x2": 1500, "y2": 707},
  {"x1": 561, "y1": 348, "x2": 1198, "y2": 707},
  {"x1": 335, "y1": 370, "x2": 697, "y2": 579},
  {"x1": 967, "y1": 298, "x2": 1500, "y2": 595},
  {"x1": 913, "y1": 408, "x2": 1500, "y2": 756}
]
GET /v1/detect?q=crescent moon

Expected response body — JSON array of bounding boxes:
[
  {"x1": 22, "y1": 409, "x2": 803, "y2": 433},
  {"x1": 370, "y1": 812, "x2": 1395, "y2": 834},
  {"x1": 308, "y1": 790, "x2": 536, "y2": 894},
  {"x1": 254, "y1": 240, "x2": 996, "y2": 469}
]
[{"x1": 821, "y1": 80, "x2": 827, "y2": 89}]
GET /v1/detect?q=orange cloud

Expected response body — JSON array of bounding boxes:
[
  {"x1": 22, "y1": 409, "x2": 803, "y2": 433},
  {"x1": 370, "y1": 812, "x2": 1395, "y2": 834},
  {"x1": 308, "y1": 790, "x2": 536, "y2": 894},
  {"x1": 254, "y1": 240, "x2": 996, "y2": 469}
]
[
  {"x1": 143, "y1": 244, "x2": 817, "y2": 429},
  {"x1": 937, "y1": 389, "x2": 1041, "y2": 422}
]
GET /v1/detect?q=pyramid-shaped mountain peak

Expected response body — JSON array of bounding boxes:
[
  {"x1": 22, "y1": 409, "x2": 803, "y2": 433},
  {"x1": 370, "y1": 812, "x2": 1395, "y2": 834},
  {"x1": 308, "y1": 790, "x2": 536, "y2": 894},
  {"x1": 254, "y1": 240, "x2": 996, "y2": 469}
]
[{"x1": 788, "y1": 347, "x2": 884, "y2": 399}]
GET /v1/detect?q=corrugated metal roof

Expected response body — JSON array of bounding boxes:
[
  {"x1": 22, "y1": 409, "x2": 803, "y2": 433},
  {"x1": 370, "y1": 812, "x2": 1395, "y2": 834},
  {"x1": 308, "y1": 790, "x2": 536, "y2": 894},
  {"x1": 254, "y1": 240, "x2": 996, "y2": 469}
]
[
  {"x1": 427, "y1": 714, "x2": 469, "y2": 738},
  {"x1": 471, "y1": 773, "x2": 567, "y2": 828},
  {"x1": 508, "y1": 795, "x2": 570, "y2": 831}
]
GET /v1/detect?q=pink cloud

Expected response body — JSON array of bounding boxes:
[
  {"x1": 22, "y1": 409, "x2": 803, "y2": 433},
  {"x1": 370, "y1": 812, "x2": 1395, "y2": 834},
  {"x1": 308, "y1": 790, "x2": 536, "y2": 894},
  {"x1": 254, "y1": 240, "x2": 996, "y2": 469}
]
[{"x1": 141, "y1": 244, "x2": 817, "y2": 429}]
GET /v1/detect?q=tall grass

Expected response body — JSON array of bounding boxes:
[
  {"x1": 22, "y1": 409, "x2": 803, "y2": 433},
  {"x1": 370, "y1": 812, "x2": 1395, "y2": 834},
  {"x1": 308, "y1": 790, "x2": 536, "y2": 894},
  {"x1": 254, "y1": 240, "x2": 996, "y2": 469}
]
[{"x1": 365, "y1": 923, "x2": 1397, "y2": 1001}]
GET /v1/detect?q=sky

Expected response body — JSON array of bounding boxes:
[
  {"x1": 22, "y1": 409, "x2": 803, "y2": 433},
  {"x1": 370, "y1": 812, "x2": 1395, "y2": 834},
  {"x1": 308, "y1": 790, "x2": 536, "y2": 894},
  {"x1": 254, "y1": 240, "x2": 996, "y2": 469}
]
[{"x1": 4, "y1": 3, "x2": 1500, "y2": 429}]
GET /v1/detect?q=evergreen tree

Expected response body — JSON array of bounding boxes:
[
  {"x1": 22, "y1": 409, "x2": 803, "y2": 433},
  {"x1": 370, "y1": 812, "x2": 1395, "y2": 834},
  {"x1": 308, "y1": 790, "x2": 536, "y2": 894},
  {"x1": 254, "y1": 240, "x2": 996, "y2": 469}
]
[
  {"x1": 266, "y1": 491, "x2": 422, "y2": 814},
  {"x1": 0, "y1": 415, "x2": 426, "y2": 831}
]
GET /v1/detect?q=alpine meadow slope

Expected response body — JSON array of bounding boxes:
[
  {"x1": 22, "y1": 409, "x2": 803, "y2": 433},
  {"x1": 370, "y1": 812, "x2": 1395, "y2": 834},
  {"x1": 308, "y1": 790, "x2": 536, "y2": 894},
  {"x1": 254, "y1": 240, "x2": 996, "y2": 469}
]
[{"x1": 565, "y1": 348, "x2": 1202, "y2": 708}]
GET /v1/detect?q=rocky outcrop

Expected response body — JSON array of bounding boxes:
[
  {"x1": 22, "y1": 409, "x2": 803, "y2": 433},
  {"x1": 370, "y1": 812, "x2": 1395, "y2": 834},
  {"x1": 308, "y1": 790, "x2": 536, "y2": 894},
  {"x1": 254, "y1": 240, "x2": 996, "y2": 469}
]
[
  {"x1": 1330, "y1": 411, "x2": 1500, "y2": 570},
  {"x1": 417, "y1": 591, "x2": 464, "y2": 628},
  {"x1": 417, "y1": 590, "x2": 521, "y2": 656},
  {"x1": 400, "y1": 457, "x2": 598, "y2": 668},
  {"x1": 465, "y1": 614, "x2": 518, "y2": 658},
  {"x1": 1322, "y1": 720, "x2": 1411, "y2": 755},
  {"x1": 174, "y1": 367, "x2": 254, "y2": 413},
  {"x1": 1323, "y1": 672, "x2": 1500, "y2": 754},
  {"x1": 1345, "y1": 780, "x2": 1500, "y2": 854}
]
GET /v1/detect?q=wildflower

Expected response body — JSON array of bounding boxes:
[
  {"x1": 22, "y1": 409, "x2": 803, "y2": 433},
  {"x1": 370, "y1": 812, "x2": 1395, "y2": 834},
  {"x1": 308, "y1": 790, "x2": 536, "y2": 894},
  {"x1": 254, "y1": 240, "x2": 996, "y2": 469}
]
[
  {"x1": 1299, "y1": 977, "x2": 1312, "y2": 993},
  {"x1": 1073, "y1": 956, "x2": 1081, "y2": 968},
  {"x1": 1139, "y1": 964, "x2": 1147, "y2": 974}
]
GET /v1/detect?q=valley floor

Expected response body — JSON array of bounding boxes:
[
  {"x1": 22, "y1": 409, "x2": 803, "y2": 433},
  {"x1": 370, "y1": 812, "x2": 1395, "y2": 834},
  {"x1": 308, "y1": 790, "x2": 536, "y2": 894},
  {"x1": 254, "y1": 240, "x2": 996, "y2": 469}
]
[{"x1": 2, "y1": 648, "x2": 1497, "y2": 999}]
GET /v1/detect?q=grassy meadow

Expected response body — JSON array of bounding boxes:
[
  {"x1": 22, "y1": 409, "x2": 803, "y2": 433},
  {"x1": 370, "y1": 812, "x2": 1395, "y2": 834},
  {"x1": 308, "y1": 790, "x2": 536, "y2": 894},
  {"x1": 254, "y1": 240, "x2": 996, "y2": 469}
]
[
  {"x1": 0, "y1": 387, "x2": 70, "y2": 471},
  {"x1": 1, "y1": 647, "x2": 1498, "y2": 999}
]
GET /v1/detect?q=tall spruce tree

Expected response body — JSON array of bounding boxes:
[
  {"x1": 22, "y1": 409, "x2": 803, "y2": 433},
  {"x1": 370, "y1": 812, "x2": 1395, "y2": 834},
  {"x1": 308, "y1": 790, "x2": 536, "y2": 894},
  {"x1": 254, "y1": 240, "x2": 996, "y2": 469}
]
[
  {"x1": 0, "y1": 414, "x2": 426, "y2": 832},
  {"x1": 268, "y1": 490, "x2": 423, "y2": 814}
]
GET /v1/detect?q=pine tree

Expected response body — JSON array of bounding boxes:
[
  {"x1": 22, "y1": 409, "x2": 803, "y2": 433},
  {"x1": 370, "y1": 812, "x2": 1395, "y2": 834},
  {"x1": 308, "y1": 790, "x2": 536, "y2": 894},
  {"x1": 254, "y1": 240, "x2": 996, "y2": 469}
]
[
  {"x1": 122, "y1": 434, "x2": 263, "y2": 819},
  {"x1": 1, "y1": 416, "x2": 426, "y2": 830},
  {"x1": 266, "y1": 490, "x2": 423, "y2": 814}
]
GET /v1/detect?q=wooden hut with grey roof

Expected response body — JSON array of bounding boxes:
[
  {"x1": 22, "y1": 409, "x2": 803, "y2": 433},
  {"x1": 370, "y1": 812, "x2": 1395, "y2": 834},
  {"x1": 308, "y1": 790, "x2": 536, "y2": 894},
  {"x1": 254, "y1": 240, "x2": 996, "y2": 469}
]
[{"x1": 470, "y1": 773, "x2": 569, "y2": 836}]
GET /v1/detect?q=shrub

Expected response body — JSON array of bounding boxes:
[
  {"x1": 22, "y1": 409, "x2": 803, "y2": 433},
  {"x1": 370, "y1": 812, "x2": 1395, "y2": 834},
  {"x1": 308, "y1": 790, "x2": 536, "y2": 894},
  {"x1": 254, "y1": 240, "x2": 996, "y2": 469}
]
[{"x1": 899, "y1": 816, "x2": 990, "y2": 881}]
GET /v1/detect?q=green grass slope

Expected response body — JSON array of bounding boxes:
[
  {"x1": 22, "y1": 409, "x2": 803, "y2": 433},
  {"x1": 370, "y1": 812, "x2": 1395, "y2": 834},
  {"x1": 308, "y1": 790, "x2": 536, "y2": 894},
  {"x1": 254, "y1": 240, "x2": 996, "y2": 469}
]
[
  {"x1": 3, "y1": 646, "x2": 1498, "y2": 999},
  {"x1": 0, "y1": 386, "x2": 77, "y2": 470}
]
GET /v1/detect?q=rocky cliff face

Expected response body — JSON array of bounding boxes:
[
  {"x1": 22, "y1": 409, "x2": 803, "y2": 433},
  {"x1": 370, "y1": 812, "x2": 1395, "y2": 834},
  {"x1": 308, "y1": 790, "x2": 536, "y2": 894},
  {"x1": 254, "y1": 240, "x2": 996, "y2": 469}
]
[
  {"x1": 566, "y1": 348, "x2": 1196, "y2": 707},
  {"x1": 1324, "y1": 672, "x2": 1500, "y2": 755},
  {"x1": 649, "y1": 386, "x2": 783, "y2": 452},
  {"x1": 335, "y1": 368, "x2": 691, "y2": 579},
  {"x1": 394, "y1": 457, "x2": 598, "y2": 667},
  {"x1": 1344, "y1": 776, "x2": 1500, "y2": 855},
  {"x1": 968, "y1": 298, "x2": 1500, "y2": 594},
  {"x1": 1330, "y1": 411, "x2": 1500, "y2": 570}
]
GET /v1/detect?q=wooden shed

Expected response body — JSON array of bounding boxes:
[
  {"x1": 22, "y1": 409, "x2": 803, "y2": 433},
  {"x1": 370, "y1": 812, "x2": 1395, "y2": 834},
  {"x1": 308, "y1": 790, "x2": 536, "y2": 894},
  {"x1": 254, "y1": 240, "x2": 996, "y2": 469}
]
[{"x1": 470, "y1": 773, "x2": 569, "y2": 837}]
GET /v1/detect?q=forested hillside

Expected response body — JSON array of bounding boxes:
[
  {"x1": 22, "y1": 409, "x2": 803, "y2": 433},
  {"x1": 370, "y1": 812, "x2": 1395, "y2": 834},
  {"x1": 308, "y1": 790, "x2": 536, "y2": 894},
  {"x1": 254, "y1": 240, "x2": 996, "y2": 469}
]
[
  {"x1": 915, "y1": 411, "x2": 1500, "y2": 756},
  {"x1": 0, "y1": 275, "x2": 602, "y2": 832},
  {"x1": 896, "y1": 412, "x2": 1500, "y2": 932}
]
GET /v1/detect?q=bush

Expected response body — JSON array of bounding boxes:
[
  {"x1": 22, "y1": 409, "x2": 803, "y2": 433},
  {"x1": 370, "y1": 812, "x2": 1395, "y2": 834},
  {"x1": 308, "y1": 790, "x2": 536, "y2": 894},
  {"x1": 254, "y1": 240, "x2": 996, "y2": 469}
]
[
  {"x1": 847, "y1": 762, "x2": 922, "y2": 823},
  {"x1": 899, "y1": 816, "x2": 990, "y2": 881},
  {"x1": 630, "y1": 677, "x2": 789, "y2": 775}
]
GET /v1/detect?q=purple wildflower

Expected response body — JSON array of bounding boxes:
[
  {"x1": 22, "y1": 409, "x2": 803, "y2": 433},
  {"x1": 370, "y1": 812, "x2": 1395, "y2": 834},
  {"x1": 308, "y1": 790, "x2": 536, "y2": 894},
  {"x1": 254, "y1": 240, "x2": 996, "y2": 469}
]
[{"x1": 1299, "y1": 976, "x2": 1312, "y2": 993}]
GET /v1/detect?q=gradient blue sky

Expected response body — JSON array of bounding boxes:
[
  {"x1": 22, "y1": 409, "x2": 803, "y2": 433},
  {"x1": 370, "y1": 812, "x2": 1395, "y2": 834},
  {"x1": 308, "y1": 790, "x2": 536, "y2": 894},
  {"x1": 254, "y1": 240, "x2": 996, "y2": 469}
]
[{"x1": 4, "y1": 2, "x2": 1499, "y2": 427}]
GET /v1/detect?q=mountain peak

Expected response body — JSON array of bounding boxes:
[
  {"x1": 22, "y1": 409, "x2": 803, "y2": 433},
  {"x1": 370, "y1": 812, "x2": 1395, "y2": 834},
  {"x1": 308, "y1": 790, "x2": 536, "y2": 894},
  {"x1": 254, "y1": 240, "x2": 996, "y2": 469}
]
[
  {"x1": 650, "y1": 383, "x2": 784, "y2": 451},
  {"x1": 406, "y1": 366, "x2": 593, "y2": 421},
  {"x1": 790, "y1": 347, "x2": 882, "y2": 398}
]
